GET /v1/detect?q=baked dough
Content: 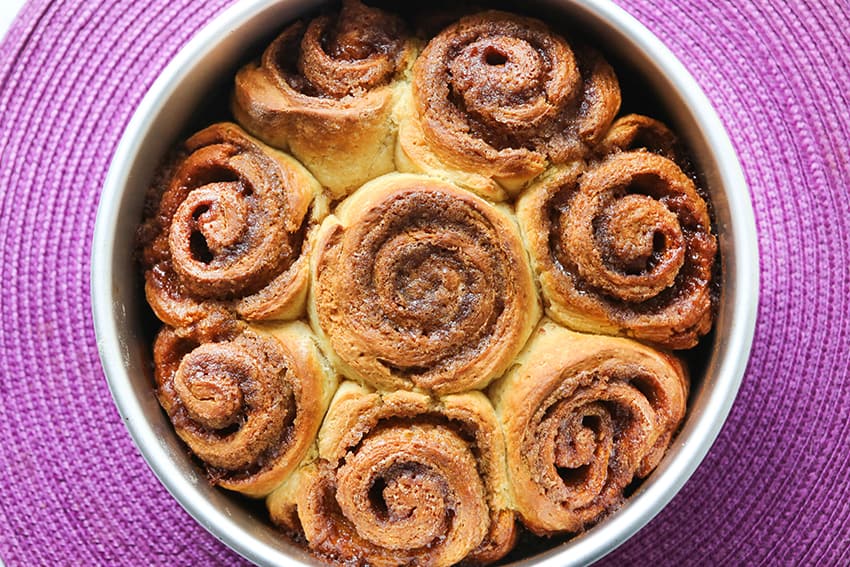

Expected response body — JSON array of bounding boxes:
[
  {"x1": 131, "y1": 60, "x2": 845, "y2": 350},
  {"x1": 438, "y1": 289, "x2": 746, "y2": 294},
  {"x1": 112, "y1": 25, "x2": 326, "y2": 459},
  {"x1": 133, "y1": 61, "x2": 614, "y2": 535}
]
[
  {"x1": 153, "y1": 320, "x2": 337, "y2": 497},
  {"x1": 489, "y1": 320, "x2": 688, "y2": 534},
  {"x1": 233, "y1": 0, "x2": 416, "y2": 198},
  {"x1": 396, "y1": 10, "x2": 620, "y2": 200},
  {"x1": 516, "y1": 151, "x2": 717, "y2": 348},
  {"x1": 268, "y1": 381, "x2": 516, "y2": 566},
  {"x1": 140, "y1": 122, "x2": 326, "y2": 330},
  {"x1": 309, "y1": 172, "x2": 540, "y2": 394}
]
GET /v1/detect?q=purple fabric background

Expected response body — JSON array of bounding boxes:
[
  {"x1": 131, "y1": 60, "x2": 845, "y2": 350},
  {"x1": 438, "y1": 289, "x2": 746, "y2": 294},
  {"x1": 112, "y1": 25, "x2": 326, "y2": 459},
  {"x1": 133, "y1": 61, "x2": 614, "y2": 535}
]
[{"x1": 1, "y1": 0, "x2": 848, "y2": 564}]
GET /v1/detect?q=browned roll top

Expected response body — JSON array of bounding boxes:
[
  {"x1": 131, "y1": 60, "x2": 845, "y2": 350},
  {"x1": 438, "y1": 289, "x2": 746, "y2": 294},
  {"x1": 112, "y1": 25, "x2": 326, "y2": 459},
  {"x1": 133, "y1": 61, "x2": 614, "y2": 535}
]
[
  {"x1": 412, "y1": 10, "x2": 621, "y2": 180},
  {"x1": 597, "y1": 113, "x2": 683, "y2": 164},
  {"x1": 310, "y1": 174, "x2": 539, "y2": 394},
  {"x1": 272, "y1": 384, "x2": 516, "y2": 566},
  {"x1": 518, "y1": 151, "x2": 716, "y2": 348},
  {"x1": 153, "y1": 321, "x2": 333, "y2": 497},
  {"x1": 344, "y1": 193, "x2": 506, "y2": 352},
  {"x1": 265, "y1": 0, "x2": 406, "y2": 98},
  {"x1": 155, "y1": 326, "x2": 294, "y2": 493},
  {"x1": 233, "y1": 0, "x2": 413, "y2": 197},
  {"x1": 140, "y1": 122, "x2": 317, "y2": 328},
  {"x1": 490, "y1": 322, "x2": 688, "y2": 535}
]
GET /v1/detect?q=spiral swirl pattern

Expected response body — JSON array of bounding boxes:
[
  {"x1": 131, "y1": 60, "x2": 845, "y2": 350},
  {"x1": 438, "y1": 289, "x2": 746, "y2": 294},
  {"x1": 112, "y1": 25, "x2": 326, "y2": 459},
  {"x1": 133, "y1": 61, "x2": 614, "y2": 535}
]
[
  {"x1": 279, "y1": 0, "x2": 406, "y2": 98},
  {"x1": 140, "y1": 122, "x2": 322, "y2": 329},
  {"x1": 310, "y1": 173, "x2": 539, "y2": 394},
  {"x1": 517, "y1": 151, "x2": 716, "y2": 349},
  {"x1": 490, "y1": 321, "x2": 688, "y2": 534},
  {"x1": 233, "y1": 0, "x2": 413, "y2": 197},
  {"x1": 268, "y1": 383, "x2": 516, "y2": 566},
  {"x1": 153, "y1": 321, "x2": 334, "y2": 497},
  {"x1": 401, "y1": 10, "x2": 620, "y2": 196}
]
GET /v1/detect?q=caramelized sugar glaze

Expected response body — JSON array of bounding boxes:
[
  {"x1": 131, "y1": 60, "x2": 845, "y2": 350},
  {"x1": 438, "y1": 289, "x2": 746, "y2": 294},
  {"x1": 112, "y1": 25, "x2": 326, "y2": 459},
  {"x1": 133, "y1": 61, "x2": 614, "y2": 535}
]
[{"x1": 138, "y1": 1, "x2": 718, "y2": 564}]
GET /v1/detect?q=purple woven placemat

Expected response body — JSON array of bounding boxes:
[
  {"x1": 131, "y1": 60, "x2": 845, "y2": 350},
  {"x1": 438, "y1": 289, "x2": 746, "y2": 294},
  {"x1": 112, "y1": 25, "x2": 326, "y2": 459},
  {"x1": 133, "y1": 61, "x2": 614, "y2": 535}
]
[{"x1": 1, "y1": 0, "x2": 848, "y2": 564}]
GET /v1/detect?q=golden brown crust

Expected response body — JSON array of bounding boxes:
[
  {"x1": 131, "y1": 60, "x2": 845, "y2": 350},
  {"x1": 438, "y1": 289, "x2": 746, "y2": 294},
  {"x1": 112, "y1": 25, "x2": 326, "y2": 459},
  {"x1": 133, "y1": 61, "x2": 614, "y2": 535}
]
[
  {"x1": 233, "y1": 0, "x2": 416, "y2": 198},
  {"x1": 309, "y1": 173, "x2": 540, "y2": 394},
  {"x1": 597, "y1": 113, "x2": 682, "y2": 163},
  {"x1": 517, "y1": 151, "x2": 716, "y2": 349},
  {"x1": 397, "y1": 10, "x2": 620, "y2": 198},
  {"x1": 268, "y1": 382, "x2": 516, "y2": 566},
  {"x1": 139, "y1": 122, "x2": 325, "y2": 331},
  {"x1": 153, "y1": 320, "x2": 337, "y2": 497},
  {"x1": 489, "y1": 320, "x2": 688, "y2": 535}
]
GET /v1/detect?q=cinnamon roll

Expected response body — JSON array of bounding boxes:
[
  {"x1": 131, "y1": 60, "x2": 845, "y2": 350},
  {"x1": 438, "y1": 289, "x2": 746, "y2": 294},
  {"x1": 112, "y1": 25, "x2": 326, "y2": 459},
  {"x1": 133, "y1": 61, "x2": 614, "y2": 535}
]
[
  {"x1": 233, "y1": 0, "x2": 416, "y2": 198},
  {"x1": 516, "y1": 151, "x2": 717, "y2": 349},
  {"x1": 268, "y1": 381, "x2": 516, "y2": 566},
  {"x1": 140, "y1": 122, "x2": 326, "y2": 330},
  {"x1": 489, "y1": 320, "x2": 688, "y2": 535},
  {"x1": 309, "y1": 173, "x2": 540, "y2": 394},
  {"x1": 396, "y1": 10, "x2": 620, "y2": 200},
  {"x1": 153, "y1": 320, "x2": 337, "y2": 497}
]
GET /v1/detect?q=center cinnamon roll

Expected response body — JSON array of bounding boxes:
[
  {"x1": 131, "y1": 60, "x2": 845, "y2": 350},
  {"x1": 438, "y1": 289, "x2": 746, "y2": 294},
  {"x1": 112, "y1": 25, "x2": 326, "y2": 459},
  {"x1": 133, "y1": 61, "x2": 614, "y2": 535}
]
[{"x1": 310, "y1": 173, "x2": 540, "y2": 394}]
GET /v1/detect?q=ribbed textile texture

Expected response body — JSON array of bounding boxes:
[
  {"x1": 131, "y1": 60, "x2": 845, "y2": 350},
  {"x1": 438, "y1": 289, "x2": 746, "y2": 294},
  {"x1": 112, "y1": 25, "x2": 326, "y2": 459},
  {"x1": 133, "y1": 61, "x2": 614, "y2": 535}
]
[{"x1": 0, "y1": 0, "x2": 848, "y2": 565}]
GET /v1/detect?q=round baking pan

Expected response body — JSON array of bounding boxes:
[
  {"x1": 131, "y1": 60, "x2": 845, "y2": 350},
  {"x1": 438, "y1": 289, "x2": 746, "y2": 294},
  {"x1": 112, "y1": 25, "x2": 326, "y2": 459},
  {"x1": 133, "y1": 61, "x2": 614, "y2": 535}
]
[{"x1": 91, "y1": 0, "x2": 759, "y2": 564}]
